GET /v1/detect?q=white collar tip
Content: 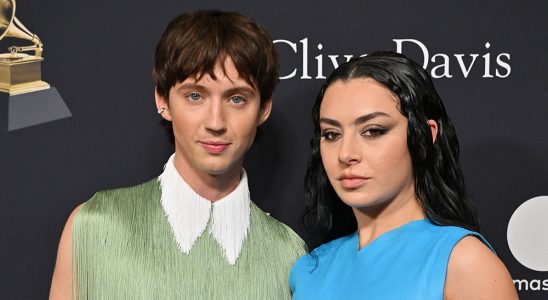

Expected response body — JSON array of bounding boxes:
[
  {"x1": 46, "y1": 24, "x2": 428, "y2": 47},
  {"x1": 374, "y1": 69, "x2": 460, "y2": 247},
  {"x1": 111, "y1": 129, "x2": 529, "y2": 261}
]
[{"x1": 159, "y1": 154, "x2": 252, "y2": 264}]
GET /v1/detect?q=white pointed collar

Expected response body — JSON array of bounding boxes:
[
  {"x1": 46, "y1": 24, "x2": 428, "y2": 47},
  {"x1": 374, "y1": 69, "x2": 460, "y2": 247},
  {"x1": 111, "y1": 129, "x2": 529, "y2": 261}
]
[{"x1": 158, "y1": 154, "x2": 251, "y2": 265}]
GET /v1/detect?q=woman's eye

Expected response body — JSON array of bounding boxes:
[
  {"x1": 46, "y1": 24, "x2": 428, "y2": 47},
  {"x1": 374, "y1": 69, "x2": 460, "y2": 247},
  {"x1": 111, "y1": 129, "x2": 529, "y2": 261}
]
[
  {"x1": 362, "y1": 127, "x2": 387, "y2": 137},
  {"x1": 230, "y1": 95, "x2": 245, "y2": 104},
  {"x1": 321, "y1": 131, "x2": 341, "y2": 141},
  {"x1": 187, "y1": 92, "x2": 202, "y2": 101}
]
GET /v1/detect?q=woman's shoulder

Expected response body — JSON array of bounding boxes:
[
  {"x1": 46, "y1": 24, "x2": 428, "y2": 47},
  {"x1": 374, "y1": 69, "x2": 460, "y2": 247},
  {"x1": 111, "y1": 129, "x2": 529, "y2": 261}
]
[
  {"x1": 417, "y1": 221, "x2": 517, "y2": 298},
  {"x1": 314, "y1": 233, "x2": 356, "y2": 256},
  {"x1": 418, "y1": 221, "x2": 494, "y2": 250},
  {"x1": 293, "y1": 233, "x2": 356, "y2": 269},
  {"x1": 444, "y1": 235, "x2": 518, "y2": 299}
]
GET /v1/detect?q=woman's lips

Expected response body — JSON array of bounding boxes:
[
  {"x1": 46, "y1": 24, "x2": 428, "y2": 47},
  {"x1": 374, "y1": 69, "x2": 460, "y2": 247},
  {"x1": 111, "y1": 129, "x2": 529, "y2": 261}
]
[{"x1": 339, "y1": 176, "x2": 370, "y2": 189}]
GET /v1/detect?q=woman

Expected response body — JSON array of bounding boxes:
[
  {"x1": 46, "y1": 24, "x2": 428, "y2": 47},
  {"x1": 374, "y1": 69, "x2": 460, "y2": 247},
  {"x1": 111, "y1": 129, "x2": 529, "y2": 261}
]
[{"x1": 290, "y1": 51, "x2": 517, "y2": 299}]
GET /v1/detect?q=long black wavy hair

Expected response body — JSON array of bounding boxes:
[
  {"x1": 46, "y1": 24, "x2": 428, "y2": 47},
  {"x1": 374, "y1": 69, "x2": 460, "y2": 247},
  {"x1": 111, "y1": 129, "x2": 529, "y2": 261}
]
[{"x1": 303, "y1": 51, "x2": 479, "y2": 250}]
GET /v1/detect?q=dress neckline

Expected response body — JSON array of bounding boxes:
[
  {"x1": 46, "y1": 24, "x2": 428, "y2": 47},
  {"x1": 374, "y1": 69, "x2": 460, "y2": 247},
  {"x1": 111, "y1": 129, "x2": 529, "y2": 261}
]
[{"x1": 355, "y1": 219, "x2": 428, "y2": 253}]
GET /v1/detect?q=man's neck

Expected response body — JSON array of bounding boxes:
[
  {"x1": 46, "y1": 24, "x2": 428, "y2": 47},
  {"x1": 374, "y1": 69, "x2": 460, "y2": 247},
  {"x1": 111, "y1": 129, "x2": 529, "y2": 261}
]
[{"x1": 172, "y1": 157, "x2": 242, "y2": 202}]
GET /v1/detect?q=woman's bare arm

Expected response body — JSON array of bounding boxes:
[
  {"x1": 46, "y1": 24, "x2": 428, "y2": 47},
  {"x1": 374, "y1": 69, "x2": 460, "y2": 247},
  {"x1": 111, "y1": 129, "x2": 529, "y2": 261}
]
[{"x1": 444, "y1": 236, "x2": 518, "y2": 300}]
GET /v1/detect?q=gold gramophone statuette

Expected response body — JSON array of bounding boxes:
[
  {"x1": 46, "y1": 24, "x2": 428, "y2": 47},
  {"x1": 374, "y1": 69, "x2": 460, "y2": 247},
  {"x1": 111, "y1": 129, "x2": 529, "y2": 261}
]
[{"x1": 0, "y1": 0, "x2": 49, "y2": 95}]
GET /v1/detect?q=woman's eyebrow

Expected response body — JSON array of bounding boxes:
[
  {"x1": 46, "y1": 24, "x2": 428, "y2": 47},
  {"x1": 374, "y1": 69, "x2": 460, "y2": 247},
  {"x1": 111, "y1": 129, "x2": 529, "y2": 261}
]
[
  {"x1": 353, "y1": 112, "x2": 391, "y2": 126},
  {"x1": 319, "y1": 117, "x2": 341, "y2": 127},
  {"x1": 320, "y1": 112, "x2": 391, "y2": 128}
]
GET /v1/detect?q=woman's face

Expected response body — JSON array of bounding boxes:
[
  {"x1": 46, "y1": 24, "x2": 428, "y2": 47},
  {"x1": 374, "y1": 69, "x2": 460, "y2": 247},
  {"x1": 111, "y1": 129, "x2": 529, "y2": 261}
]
[{"x1": 319, "y1": 78, "x2": 416, "y2": 210}]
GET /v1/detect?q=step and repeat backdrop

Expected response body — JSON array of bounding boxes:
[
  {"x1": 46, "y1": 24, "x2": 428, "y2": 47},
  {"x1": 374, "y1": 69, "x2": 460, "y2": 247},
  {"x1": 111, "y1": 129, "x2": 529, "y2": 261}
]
[{"x1": 1, "y1": 0, "x2": 547, "y2": 298}]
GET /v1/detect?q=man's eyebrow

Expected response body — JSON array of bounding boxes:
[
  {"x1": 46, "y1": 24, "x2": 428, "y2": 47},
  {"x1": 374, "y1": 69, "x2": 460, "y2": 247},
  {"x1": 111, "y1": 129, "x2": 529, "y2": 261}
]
[
  {"x1": 176, "y1": 83, "x2": 207, "y2": 92},
  {"x1": 319, "y1": 112, "x2": 391, "y2": 128},
  {"x1": 175, "y1": 84, "x2": 256, "y2": 97},
  {"x1": 223, "y1": 87, "x2": 257, "y2": 96}
]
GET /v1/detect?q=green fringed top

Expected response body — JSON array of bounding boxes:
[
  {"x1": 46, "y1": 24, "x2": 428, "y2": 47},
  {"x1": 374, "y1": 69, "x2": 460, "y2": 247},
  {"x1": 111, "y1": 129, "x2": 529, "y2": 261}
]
[{"x1": 72, "y1": 178, "x2": 305, "y2": 299}]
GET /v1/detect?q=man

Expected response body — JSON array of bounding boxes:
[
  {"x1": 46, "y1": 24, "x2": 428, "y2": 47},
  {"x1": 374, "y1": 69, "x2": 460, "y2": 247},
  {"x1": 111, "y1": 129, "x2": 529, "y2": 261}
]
[{"x1": 50, "y1": 10, "x2": 305, "y2": 299}]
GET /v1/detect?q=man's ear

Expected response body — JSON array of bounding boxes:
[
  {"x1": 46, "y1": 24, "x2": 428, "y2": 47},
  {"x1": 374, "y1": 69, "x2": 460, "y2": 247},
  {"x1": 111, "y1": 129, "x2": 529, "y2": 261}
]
[
  {"x1": 155, "y1": 88, "x2": 172, "y2": 121},
  {"x1": 427, "y1": 119, "x2": 438, "y2": 144},
  {"x1": 257, "y1": 98, "x2": 272, "y2": 126}
]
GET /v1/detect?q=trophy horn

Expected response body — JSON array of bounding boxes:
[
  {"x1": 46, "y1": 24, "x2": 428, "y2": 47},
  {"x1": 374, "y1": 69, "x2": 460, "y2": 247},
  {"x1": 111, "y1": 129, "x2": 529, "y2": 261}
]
[
  {"x1": 0, "y1": 0, "x2": 50, "y2": 95},
  {"x1": 0, "y1": 0, "x2": 43, "y2": 57}
]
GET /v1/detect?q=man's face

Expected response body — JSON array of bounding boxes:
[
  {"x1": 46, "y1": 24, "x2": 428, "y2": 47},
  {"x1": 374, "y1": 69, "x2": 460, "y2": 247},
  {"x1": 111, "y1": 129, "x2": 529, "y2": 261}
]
[{"x1": 156, "y1": 57, "x2": 271, "y2": 180}]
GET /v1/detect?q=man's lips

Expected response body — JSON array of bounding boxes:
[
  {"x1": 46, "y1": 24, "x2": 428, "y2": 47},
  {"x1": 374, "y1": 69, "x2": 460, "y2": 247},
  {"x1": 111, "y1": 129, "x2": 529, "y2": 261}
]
[
  {"x1": 199, "y1": 141, "x2": 231, "y2": 154},
  {"x1": 337, "y1": 175, "x2": 370, "y2": 189}
]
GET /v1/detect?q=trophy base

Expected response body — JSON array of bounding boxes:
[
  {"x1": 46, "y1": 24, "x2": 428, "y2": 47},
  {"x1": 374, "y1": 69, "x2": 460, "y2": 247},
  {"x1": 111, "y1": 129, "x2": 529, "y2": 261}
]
[
  {"x1": 0, "y1": 87, "x2": 72, "y2": 131},
  {"x1": 0, "y1": 80, "x2": 50, "y2": 95},
  {"x1": 0, "y1": 55, "x2": 50, "y2": 95}
]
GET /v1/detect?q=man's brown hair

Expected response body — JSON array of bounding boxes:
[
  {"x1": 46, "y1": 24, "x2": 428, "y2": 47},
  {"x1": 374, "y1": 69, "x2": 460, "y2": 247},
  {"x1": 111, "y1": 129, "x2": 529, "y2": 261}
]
[{"x1": 152, "y1": 10, "x2": 279, "y2": 107}]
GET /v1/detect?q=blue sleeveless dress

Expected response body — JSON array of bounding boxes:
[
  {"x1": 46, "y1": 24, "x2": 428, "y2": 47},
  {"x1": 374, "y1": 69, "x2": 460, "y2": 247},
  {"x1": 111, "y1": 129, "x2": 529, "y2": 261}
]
[{"x1": 289, "y1": 219, "x2": 491, "y2": 299}]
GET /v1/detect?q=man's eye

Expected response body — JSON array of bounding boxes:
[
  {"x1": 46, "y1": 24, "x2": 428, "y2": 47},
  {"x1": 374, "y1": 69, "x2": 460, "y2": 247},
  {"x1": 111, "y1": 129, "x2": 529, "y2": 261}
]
[
  {"x1": 188, "y1": 93, "x2": 202, "y2": 101},
  {"x1": 230, "y1": 95, "x2": 244, "y2": 104}
]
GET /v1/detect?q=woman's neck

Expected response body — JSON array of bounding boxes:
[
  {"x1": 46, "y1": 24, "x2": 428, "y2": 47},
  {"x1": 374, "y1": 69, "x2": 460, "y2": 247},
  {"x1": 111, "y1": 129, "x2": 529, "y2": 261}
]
[{"x1": 353, "y1": 193, "x2": 425, "y2": 250}]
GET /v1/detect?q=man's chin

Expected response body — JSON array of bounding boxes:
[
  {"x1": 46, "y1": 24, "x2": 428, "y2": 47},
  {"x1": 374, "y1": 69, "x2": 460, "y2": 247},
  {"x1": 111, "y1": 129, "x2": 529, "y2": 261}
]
[
  {"x1": 190, "y1": 155, "x2": 244, "y2": 177},
  {"x1": 200, "y1": 164, "x2": 239, "y2": 177}
]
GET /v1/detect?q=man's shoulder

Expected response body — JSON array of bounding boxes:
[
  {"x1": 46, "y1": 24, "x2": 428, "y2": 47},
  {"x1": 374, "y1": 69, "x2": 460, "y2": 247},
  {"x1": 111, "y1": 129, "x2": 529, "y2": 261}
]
[
  {"x1": 249, "y1": 202, "x2": 305, "y2": 246},
  {"x1": 249, "y1": 201, "x2": 294, "y2": 231},
  {"x1": 79, "y1": 177, "x2": 160, "y2": 216}
]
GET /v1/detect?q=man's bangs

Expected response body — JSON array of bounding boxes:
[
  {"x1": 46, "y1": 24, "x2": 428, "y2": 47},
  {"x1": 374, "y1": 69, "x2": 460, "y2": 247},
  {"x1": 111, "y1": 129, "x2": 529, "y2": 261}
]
[{"x1": 176, "y1": 51, "x2": 257, "y2": 91}]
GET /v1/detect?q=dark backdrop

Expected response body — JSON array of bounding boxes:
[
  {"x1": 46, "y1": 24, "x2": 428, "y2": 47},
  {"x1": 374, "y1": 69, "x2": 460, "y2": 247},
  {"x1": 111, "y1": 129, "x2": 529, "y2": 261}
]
[{"x1": 1, "y1": 1, "x2": 547, "y2": 299}]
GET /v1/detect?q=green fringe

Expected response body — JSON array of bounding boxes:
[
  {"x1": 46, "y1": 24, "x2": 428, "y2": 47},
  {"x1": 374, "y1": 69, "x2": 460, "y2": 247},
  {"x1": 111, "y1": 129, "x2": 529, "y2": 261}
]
[{"x1": 72, "y1": 179, "x2": 305, "y2": 299}]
